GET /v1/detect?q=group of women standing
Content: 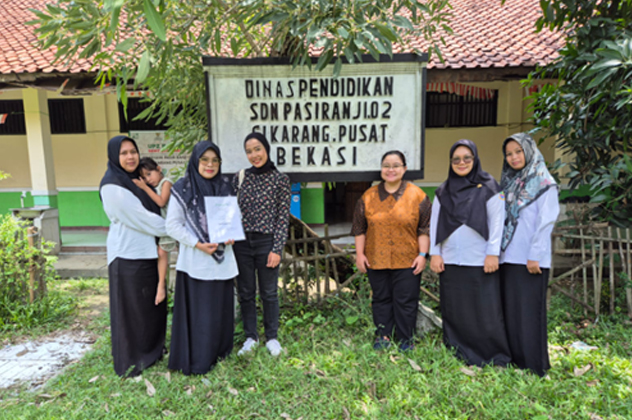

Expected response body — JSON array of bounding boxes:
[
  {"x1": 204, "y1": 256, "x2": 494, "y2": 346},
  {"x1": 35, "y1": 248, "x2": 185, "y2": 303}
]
[
  {"x1": 353, "y1": 133, "x2": 558, "y2": 377},
  {"x1": 100, "y1": 133, "x2": 290, "y2": 377},
  {"x1": 100, "y1": 129, "x2": 558, "y2": 378}
]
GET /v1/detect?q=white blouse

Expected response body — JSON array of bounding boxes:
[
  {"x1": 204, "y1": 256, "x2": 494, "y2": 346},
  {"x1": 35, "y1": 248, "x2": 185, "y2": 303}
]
[
  {"x1": 101, "y1": 184, "x2": 167, "y2": 265},
  {"x1": 165, "y1": 196, "x2": 238, "y2": 281},
  {"x1": 429, "y1": 193, "x2": 506, "y2": 266},
  {"x1": 500, "y1": 187, "x2": 559, "y2": 268}
]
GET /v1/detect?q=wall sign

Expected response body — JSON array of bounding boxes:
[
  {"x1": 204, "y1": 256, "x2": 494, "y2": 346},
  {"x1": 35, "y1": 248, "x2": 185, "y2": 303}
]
[
  {"x1": 203, "y1": 54, "x2": 427, "y2": 181},
  {"x1": 129, "y1": 131, "x2": 189, "y2": 174}
]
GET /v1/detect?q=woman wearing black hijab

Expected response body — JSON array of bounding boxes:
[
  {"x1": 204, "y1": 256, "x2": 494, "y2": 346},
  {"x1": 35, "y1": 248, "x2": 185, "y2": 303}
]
[
  {"x1": 166, "y1": 141, "x2": 239, "y2": 375},
  {"x1": 232, "y1": 132, "x2": 291, "y2": 357},
  {"x1": 99, "y1": 135, "x2": 168, "y2": 377},
  {"x1": 429, "y1": 139, "x2": 511, "y2": 367}
]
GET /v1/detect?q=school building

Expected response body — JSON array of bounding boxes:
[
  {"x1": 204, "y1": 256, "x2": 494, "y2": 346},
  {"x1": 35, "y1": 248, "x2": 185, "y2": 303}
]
[{"x1": 0, "y1": 0, "x2": 567, "y2": 233}]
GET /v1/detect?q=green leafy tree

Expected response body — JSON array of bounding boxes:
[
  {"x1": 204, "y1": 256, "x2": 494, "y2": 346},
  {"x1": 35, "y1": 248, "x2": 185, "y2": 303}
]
[
  {"x1": 31, "y1": 0, "x2": 451, "y2": 153},
  {"x1": 526, "y1": 0, "x2": 632, "y2": 225}
]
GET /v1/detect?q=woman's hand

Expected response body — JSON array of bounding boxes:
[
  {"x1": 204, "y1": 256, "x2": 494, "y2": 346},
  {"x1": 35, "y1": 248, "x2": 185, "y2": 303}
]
[
  {"x1": 526, "y1": 260, "x2": 542, "y2": 274},
  {"x1": 430, "y1": 255, "x2": 444, "y2": 273},
  {"x1": 355, "y1": 253, "x2": 370, "y2": 274},
  {"x1": 195, "y1": 242, "x2": 218, "y2": 255},
  {"x1": 155, "y1": 285, "x2": 166, "y2": 306},
  {"x1": 411, "y1": 255, "x2": 427, "y2": 275},
  {"x1": 267, "y1": 252, "x2": 281, "y2": 268},
  {"x1": 132, "y1": 178, "x2": 150, "y2": 191},
  {"x1": 225, "y1": 239, "x2": 235, "y2": 246},
  {"x1": 484, "y1": 255, "x2": 499, "y2": 273}
]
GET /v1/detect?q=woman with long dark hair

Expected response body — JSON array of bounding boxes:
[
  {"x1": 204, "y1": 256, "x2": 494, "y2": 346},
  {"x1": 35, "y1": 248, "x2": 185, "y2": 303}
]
[
  {"x1": 99, "y1": 135, "x2": 167, "y2": 377},
  {"x1": 500, "y1": 132, "x2": 559, "y2": 377},
  {"x1": 429, "y1": 139, "x2": 511, "y2": 367},
  {"x1": 166, "y1": 141, "x2": 238, "y2": 375},
  {"x1": 232, "y1": 132, "x2": 291, "y2": 357}
]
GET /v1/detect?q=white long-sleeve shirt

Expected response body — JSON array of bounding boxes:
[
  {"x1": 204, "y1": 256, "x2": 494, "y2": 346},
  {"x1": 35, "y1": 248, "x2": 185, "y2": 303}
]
[
  {"x1": 429, "y1": 193, "x2": 505, "y2": 266},
  {"x1": 101, "y1": 184, "x2": 167, "y2": 265},
  {"x1": 500, "y1": 187, "x2": 559, "y2": 268},
  {"x1": 165, "y1": 196, "x2": 238, "y2": 281}
]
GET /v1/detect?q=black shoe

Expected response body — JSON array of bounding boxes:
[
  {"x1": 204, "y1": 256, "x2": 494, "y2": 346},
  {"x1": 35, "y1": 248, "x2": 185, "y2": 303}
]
[{"x1": 373, "y1": 336, "x2": 391, "y2": 350}]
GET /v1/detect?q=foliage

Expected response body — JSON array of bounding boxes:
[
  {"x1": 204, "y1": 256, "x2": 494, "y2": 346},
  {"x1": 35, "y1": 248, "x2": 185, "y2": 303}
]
[
  {"x1": 525, "y1": 0, "x2": 632, "y2": 225},
  {"x1": 0, "y1": 215, "x2": 76, "y2": 331},
  {"x1": 30, "y1": 0, "x2": 452, "y2": 154},
  {"x1": 1, "y1": 290, "x2": 631, "y2": 419}
]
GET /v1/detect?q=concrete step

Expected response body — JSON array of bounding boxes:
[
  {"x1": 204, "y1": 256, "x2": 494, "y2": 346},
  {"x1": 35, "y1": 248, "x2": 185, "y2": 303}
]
[
  {"x1": 54, "y1": 254, "x2": 108, "y2": 279},
  {"x1": 60, "y1": 246, "x2": 107, "y2": 254}
]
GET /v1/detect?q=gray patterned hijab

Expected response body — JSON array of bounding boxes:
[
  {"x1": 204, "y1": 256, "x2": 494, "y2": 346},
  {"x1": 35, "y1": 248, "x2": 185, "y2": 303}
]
[{"x1": 500, "y1": 133, "x2": 557, "y2": 251}]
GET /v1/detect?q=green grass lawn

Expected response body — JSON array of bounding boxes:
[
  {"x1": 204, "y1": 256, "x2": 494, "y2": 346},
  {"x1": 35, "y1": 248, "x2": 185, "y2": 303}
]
[{"x1": 0, "y1": 278, "x2": 631, "y2": 419}]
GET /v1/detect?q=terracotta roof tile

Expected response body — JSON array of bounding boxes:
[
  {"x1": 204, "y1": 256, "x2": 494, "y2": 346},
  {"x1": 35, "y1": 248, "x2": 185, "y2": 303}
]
[{"x1": 1, "y1": 0, "x2": 563, "y2": 76}]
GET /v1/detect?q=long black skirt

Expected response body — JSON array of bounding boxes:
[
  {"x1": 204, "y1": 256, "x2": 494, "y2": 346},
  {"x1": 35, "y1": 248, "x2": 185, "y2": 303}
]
[
  {"x1": 168, "y1": 271, "x2": 234, "y2": 375},
  {"x1": 109, "y1": 257, "x2": 167, "y2": 377},
  {"x1": 440, "y1": 265, "x2": 511, "y2": 367},
  {"x1": 500, "y1": 263, "x2": 550, "y2": 377}
]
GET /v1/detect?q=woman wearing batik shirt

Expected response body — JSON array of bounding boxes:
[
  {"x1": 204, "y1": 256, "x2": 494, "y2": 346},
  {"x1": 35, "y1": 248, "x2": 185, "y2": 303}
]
[
  {"x1": 99, "y1": 135, "x2": 167, "y2": 377},
  {"x1": 430, "y1": 139, "x2": 511, "y2": 368},
  {"x1": 232, "y1": 132, "x2": 291, "y2": 357},
  {"x1": 500, "y1": 132, "x2": 559, "y2": 377},
  {"x1": 352, "y1": 150, "x2": 431, "y2": 352}
]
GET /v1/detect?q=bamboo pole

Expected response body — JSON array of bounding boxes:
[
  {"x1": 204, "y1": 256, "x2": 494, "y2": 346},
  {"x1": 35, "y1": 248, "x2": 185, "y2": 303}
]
[
  {"x1": 548, "y1": 258, "x2": 596, "y2": 287},
  {"x1": 323, "y1": 225, "x2": 331, "y2": 295},
  {"x1": 314, "y1": 238, "x2": 321, "y2": 302},
  {"x1": 27, "y1": 226, "x2": 37, "y2": 303},
  {"x1": 580, "y1": 228, "x2": 588, "y2": 316},
  {"x1": 550, "y1": 283, "x2": 595, "y2": 313},
  {"x1": 302, "y1": 225, "x2": 309, "y2": 303},
  {"x1": 596, "y1": 239, "x2": 604, "y2": 316},
  {"x1": 609, "y1": 227, "x2": 615, "y2": 315},
  {"x1": 627, "y1": 228, "x2": 632, "y2": 318},
  {"x1": 591, "y1": 238, "x2": 598, "y2": 315},
  {"x1": 291, "y1": 226, "x2": 299, "y2": 302}
]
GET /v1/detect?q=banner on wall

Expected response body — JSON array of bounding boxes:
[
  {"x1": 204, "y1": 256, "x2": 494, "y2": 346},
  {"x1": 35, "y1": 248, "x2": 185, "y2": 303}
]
[
  {"x1": 129, "y1": 131, "x2": 189, "y2": 174},
  {"x1": 202, "y1": 54, "x2": 427, "y2": 182}
]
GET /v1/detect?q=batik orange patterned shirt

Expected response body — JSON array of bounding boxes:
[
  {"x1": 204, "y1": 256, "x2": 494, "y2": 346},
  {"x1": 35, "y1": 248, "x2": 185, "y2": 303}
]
[{"x1": 351, "y1": 181, "x2": 431, "y2": 270}]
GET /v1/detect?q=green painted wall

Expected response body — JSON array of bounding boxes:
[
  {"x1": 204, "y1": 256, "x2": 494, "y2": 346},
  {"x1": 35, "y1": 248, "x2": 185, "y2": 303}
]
[
  {"x1": 0, "y1": 191, "x2": 109, "y2": 227},
  {"x1": 0, "y1": 191, "x2": 34, "y2": 215},
  {"x1": 57, "y1": 191, "x2": 110, "y2": 227},
  {"x1": 301, "y1": 187, "x2": 325, "y2": 224}
]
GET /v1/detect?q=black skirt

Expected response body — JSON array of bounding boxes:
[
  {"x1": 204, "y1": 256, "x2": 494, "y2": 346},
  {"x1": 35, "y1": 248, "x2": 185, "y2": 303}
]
[
  {"x1": 168, "y1": 271, "x2": 234, "y2": 375},
  {"x1": 500, "y1": 263, "x2": 550, "y2": 376},
  {"x1": 109, "y1": 257, "x2": 167, "y2": 377},
  {"x1": 440, "y1": 265, "x2": 511, "y2": 367}
]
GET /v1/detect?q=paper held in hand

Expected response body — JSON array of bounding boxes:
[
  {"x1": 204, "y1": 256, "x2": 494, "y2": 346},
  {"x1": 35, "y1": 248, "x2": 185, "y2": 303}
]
[{"x1": 204, "y1": 196, "x2": 246, "y2": 243}]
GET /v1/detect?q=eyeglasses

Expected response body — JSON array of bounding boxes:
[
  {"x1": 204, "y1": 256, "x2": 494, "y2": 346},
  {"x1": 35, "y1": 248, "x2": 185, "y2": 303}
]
[
  {"x1": 381, "y1": 164, "x2": 404, "y2": 170},
  {"x1": 200, "y1": 157, "x2": 221, "y2": 165},
  {"x1": 451, "y1": 156, "x2": 473, "y2": 165}
]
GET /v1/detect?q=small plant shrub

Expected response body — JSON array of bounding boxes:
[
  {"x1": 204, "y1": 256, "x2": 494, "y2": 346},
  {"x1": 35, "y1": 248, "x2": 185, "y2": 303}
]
[{"x1": 0, "y1": 214, "x2": 77, "y2": 330}]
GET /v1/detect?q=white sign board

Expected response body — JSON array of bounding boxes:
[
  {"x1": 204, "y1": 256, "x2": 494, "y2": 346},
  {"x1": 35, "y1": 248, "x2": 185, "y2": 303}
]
[
  {"x1": 130, "y1": 131, "x2": 189, "y2": 174},
  {"x1": 203, "y1": 54, "x2": 427, "y2": 182}
]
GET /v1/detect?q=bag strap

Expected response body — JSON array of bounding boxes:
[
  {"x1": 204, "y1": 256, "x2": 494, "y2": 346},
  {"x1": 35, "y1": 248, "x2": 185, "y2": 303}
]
[{"x1": 237, "y1": 169, "x2": 245, "y2": 196}]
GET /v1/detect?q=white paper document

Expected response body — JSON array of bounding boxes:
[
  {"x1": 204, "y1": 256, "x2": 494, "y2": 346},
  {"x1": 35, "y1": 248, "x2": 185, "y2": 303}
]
[{"x1": 204, "y1": 196, "x2": 246, "y2": 243}]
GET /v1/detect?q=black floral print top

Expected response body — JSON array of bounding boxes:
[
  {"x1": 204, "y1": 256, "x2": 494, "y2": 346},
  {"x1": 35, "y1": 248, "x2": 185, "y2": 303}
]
[{"x1": 232, "y1": 170, "x2": 291, "y2": 254}]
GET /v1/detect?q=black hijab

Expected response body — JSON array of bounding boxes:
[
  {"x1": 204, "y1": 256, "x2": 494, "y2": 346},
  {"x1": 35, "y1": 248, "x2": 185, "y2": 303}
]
[
  {"x1": 170, "y1": 141, "x2": 234, "y2": 262},
  {"x1": 99, "y1": 135, "x2": 160, "y2": 215},
  {"x1": 244, "y1": 132, "x2": 277, "y2": 175},
  {"x1": 435, "y1": 139, "x2": 500, "y2": 244}
]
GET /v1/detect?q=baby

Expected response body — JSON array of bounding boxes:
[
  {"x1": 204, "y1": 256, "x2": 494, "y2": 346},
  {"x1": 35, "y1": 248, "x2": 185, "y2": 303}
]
[{"x1": 133, "y1": 157, "x2": 175, "y2": 305}]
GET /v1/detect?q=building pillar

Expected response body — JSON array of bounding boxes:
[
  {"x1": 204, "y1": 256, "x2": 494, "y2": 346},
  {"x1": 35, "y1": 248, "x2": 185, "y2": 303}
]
[
  {"x1": 22, "y1": 88, "x2": 61, "y2": 253},
  {"x1": 22, "y1": 88, "x2": 58, "y2": 208}
]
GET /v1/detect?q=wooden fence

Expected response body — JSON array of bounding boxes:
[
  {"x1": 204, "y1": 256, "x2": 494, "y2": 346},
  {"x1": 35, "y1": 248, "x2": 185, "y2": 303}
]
[
  {"x1": 279, "y1": 221, "x2": 632, "y2": 320},
  {"x1": 549, "y1": 223, "x2": 632, "y2": 318}
]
